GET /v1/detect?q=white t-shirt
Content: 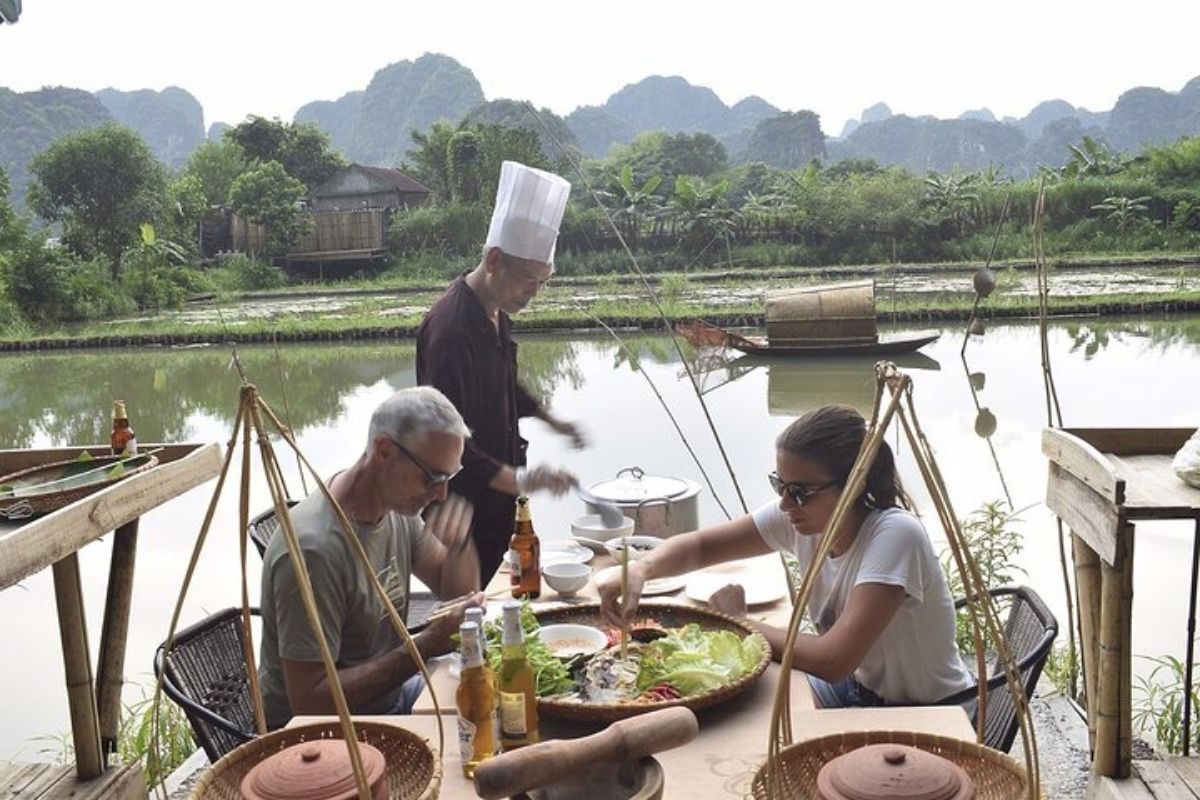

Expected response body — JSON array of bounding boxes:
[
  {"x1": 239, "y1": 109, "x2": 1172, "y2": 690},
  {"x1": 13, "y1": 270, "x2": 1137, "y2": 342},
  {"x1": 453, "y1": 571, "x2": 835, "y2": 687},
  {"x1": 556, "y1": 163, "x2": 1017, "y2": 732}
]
[{"x1": 752, "y1": 501, "x2": 973, "y2": 704}]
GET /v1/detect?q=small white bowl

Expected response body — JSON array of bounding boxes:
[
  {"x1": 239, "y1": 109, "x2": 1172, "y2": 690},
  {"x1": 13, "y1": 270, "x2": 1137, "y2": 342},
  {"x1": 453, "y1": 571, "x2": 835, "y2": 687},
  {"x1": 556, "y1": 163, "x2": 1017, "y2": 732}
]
[
  {"x1": 538, "y1": 623, "x2": 608, "y2": 658},
  {"x1": 541, "y1": 561, "x2": 592, "y2": 596},
  {"x1": 604, "y1": 534, "x2": 663, "y2": 562},
  {"x1": 572, "y1": 513, "x2": 635, "y2": 552}
]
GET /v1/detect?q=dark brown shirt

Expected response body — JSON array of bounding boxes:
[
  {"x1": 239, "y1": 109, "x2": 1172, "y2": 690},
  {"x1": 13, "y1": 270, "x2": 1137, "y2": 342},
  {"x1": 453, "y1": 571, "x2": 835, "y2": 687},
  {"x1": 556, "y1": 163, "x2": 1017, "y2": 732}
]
[{"x1": 416, "y1": 275, "x2": 540, "y2": 580}]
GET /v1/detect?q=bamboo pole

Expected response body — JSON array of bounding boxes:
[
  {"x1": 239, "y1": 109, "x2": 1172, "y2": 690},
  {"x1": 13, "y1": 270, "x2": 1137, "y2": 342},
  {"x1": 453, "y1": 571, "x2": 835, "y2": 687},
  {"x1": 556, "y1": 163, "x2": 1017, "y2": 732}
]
[
  {"x1": 1073, "y1": 534, "x2": 1101, "y2": 753},
  {"x1": 96, "y1": 519, "x2": 139, "y2": 761},
  {"x1": 1118, "y1": 523, "x2": 1135, "y2": 778},
  {"x1": 238, "y1": 407, "x2": 267, "y2": 736},
  {"x1": 1094, "y1": 525, "x2": 1127, "y2": 777},
  {"x1": 52, "y1": 552, "x2": 104, "y2": 779},
  {"x1": 246, "y1": 392, "x2": 373, "y2": 800}
]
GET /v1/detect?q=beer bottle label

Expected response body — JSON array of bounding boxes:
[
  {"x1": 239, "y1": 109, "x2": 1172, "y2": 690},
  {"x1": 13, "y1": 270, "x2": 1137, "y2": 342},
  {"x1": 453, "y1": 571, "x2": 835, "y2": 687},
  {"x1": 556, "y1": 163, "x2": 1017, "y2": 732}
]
[
  {"x1": 508, "y1": 549, "x2": 522, "y2": 581},
  {"x1": 499, "y1": 691, "x2": 527, "y2": 737},
  {"x1": 457, "y1": 716, "x2": 477, "y2": 763}
]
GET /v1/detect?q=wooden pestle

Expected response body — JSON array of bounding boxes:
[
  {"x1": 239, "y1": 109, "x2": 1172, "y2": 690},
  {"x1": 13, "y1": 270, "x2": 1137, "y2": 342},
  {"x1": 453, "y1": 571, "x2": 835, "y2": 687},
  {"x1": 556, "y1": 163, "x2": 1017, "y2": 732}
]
[{"x1": 472, "y1": 707, "x2": 699, "y2": 799}]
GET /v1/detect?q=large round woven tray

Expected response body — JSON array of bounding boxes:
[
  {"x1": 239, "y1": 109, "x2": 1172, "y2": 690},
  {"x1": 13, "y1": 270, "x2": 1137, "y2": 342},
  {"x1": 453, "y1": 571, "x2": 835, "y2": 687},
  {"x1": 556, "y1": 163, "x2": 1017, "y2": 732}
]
[
  {"x1": 532, "y1": 601, "x2": 771, "y2": 724},
  {"x1": 748, "y1": 730, "x2": 1032, "y2": 800},
  {"x1": 189, "y1": 720, "x2": 441, "y2": 800},
  {"x1": 0, "y1": 453, "x2": 158, "y2": 520}
]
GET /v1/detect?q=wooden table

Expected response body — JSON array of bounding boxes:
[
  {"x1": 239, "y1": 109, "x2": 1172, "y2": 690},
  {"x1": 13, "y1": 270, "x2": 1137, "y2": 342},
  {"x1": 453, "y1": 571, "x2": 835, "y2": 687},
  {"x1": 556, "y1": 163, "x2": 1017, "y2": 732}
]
[
  {"x1": 290, "y1": 705, "x2": 974, "y2": 799},
  {"x1": 397, "y1": 548, "x2": 976, "y2": 797},
  {"x1": 1044, "y1": 427, "x2": 1200, "y2": 779},
  {"x1": 0, "y1": 443, "x2": 222, "y2": 800}
]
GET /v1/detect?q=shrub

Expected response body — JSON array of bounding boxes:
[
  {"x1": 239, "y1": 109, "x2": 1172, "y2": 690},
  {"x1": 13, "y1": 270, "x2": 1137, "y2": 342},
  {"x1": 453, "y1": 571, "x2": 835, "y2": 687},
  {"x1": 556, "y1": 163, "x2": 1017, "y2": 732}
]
[
  {"x1": 211, "y1": 254, "x2": 286, "y2": 291},
  {"x1": 387, "y1": 202, "x2": 489, "y2": 258}
]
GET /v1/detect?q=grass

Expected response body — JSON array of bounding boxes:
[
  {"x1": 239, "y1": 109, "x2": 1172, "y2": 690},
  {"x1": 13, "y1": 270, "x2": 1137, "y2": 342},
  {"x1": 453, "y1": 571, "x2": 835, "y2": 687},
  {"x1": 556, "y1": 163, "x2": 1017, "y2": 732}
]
[{"x1": 2, "y1": 264, "x2": 1199, "y2": 346}]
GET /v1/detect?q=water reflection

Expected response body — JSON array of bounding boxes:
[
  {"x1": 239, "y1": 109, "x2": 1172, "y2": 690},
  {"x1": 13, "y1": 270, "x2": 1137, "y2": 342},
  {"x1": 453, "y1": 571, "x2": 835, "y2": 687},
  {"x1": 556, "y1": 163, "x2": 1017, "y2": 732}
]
[{"x1": 0, "y1": 317, "x2": 1198, "y2": 759}]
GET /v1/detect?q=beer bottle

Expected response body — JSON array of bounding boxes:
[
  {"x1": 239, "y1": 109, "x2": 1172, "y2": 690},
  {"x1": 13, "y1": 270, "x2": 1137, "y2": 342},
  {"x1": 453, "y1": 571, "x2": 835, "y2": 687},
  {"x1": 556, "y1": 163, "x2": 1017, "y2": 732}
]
[
  {"x1": 496, "y1": 601, "x2": 538, "y2": 751},
  {"x1": 508, "y1": 495, "x2": 540, "y2": 600},
  {"x1": 111, "y1": 401, "x2": 137, "y2": 456},
  {"x1": 455, "y1": 621, "x2": 497, "y2": 777}
]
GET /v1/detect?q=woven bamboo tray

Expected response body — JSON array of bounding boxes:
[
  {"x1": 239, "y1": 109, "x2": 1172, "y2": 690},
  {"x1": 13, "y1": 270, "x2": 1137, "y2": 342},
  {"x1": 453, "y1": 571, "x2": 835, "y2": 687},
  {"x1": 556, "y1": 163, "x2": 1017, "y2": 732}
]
[
  {"x1": 532, "y1": 601, "x2": 771, "y2": 724},
  {"x1": 189, "y1": 720, "x2": 441, "y2": 800},
  {"x1": 0, "y1": 453, "x2": 158, "y2": 520},
  {"x1": 749, "y1": 730, "x2": 1032, "y2": 800}
]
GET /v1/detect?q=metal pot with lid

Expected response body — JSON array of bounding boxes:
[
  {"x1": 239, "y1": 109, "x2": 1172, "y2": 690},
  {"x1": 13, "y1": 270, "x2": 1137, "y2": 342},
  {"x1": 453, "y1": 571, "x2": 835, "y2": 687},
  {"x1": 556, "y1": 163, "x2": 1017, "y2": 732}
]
[{"x1": 585, "y1": 467, "x2": 700, "y2": 537}]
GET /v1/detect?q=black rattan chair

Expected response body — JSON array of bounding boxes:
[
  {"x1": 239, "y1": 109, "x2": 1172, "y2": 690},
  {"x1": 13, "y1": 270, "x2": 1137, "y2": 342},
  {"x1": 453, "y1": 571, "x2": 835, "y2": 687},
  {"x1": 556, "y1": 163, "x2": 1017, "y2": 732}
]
[
  {"x1": 935, "y1": 585, "x2": 1059, "y2": 753},
  {"x1": 154, "y1": 607, "x2": 259, "y2": 762},
  {"x1": 248, "y1": 499, "x2": 300, "y2": 558},
  {"x1": 248, "y1": 501, "x2": 440, "y2": 632}
]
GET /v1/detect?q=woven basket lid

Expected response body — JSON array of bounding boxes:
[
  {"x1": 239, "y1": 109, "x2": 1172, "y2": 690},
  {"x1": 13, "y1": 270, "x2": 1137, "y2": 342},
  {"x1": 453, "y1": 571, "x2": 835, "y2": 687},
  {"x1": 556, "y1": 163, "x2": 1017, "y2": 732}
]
[
  {"x1": 240, "y1": 739, "x2": 387, "y2": 800},
  {"x1": 816, "y1": 743, "x2": 975, "y2": 800}
]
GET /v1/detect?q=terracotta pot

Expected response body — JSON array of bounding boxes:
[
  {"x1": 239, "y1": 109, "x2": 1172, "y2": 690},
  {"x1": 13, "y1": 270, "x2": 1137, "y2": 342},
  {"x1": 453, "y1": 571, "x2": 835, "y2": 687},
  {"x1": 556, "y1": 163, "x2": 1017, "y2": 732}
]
[
  {"x1": 816, "y1": 743, "x2": 974, "y2": 800},
  {"x1": 240, "y1": 739, "x2": 387, "y2": 800}
]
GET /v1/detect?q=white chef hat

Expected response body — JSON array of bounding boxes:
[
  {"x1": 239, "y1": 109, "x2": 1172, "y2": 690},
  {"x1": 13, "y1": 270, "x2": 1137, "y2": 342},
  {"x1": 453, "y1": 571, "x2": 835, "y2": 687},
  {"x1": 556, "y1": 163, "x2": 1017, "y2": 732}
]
[{"x1": 485, "y1": 161, "x2": 571, "y2": 264}]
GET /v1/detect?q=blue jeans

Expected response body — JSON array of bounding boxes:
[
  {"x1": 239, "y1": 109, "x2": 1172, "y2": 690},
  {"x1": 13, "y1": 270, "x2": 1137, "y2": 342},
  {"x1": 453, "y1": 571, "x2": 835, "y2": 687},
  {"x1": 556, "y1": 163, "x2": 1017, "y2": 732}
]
[
  {"x1": 807, "y1": 675, "x2": 885, "y2": 709},
  {"x1": 386, "y1": 673, "x2": 427, "y2": 714}
]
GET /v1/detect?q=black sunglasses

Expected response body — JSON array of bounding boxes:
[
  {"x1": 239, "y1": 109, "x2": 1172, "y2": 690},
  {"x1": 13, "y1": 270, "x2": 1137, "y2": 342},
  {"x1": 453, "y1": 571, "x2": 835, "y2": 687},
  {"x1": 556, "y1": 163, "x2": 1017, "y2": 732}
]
[
  {"x1": 768, "y1": 472, "x2": 838, "y2": 506},
  {"x1": 391, "y1": 439, "x2": 461, "y2": 489}
]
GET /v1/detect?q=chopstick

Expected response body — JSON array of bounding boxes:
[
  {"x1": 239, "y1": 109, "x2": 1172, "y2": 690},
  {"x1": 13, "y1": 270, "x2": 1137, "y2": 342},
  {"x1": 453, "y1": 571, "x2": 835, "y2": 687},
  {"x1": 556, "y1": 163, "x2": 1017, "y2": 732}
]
[
  {"x1": 422, "y1": 587, "x2": 512, "y2": 624},
  {"x1": 619, "y1": 537, "x2": 630, "y2": 660}
]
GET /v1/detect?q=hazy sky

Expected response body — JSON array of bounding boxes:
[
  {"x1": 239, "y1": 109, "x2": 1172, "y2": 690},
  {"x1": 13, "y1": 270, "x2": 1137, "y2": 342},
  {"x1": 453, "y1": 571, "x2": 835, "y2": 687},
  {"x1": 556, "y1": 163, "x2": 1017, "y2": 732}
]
[{"x1": 3, "y1": 0, "x2": 1198, "y2": 136}]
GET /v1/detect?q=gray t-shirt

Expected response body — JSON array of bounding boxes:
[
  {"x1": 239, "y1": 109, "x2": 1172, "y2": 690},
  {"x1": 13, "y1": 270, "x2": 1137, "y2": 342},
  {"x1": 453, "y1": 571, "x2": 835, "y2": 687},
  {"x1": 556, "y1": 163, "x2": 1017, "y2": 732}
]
[{"x1": 258, "y1": 489, "x2": 423, "y2": 728}]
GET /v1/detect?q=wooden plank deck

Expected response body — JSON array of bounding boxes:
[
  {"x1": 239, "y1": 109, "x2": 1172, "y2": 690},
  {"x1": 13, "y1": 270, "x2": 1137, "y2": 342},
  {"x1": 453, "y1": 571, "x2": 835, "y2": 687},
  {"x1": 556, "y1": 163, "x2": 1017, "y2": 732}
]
[
  {"x1": 0, "y1": 761, "x2": 144, "y2": 799},
  {"x1": 1093, "y1": 757, "x2": 1200, "y2": 799}
]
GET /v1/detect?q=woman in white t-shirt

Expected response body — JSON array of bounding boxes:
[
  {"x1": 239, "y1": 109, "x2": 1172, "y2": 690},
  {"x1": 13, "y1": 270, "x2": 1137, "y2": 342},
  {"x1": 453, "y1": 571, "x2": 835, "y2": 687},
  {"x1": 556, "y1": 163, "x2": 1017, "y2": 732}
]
[{"x1": 596, "y1": 405, "x2": 973, "y2": 708}]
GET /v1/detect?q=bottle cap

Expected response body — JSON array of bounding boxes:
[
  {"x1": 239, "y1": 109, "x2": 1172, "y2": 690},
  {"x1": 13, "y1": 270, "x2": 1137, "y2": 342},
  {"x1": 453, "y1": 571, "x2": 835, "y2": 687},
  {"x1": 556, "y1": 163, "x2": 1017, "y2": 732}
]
[
  {"x1": 501, "y1": 602, "x2": 523, "y2": 644},
  {"x1": 113, "y1": 400, "x2": 128, "y2": 419}
]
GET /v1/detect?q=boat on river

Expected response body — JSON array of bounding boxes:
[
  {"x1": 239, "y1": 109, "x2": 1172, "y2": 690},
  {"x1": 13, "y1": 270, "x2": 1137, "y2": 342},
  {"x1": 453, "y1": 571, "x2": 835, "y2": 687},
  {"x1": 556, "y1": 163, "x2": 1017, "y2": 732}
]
[{"x1": 676, "y1": 279, "x2": 939, "y2": 357}]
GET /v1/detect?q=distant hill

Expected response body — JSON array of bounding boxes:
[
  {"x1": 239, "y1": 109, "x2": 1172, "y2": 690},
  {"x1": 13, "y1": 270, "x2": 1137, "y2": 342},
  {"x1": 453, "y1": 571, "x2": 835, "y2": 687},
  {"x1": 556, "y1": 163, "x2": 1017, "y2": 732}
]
[
  {"x1": 95, "y1": 86, "x2": 206, "y2": 168},
  {"x1": 296, "y1": 53, "x2": 484, "y2": 166},
  {"x1": 461, "y1": 98, "x2": 576, "y2": 160},
  {"x1": 565, "y1": 75, "x2": 780, "y2": 157},
  {"x1": 0, "y1": 86, "x2": 113, "y2": 209}
]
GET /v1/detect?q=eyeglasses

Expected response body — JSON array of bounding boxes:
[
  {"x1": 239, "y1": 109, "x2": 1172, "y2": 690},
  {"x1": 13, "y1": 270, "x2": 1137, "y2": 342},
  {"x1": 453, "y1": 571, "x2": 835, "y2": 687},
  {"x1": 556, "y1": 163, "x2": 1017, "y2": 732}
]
[
  {"x1": 768, "y1": 472, "x2": 838, "y2": 506},
  {"x1": 390, "y1": 439, "x2": 462, "y2": 489}
]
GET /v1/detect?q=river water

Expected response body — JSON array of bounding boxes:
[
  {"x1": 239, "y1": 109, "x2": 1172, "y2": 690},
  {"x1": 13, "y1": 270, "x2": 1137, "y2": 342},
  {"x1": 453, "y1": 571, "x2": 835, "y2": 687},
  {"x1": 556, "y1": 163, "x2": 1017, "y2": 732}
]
[{"x1": 0, "y1": 315, "x2": 1197, "y2": 759}]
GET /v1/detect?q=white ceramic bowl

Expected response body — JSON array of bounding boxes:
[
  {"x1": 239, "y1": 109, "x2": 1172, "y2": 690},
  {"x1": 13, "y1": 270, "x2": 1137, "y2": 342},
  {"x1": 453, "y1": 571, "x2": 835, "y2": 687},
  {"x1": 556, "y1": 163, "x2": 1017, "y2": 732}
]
[
  {"x1": 571, "y1": 513, "x2": 635, "y2": 552},
  {"x1": 603, "y1": 534, "x2": 663, "y2": 562},
  {"x1": 538, "y1": 623, "x2": 608, "y2": 658},
  {"x1": 541, "y1": 561, "x2": 592, "y2": 596}
]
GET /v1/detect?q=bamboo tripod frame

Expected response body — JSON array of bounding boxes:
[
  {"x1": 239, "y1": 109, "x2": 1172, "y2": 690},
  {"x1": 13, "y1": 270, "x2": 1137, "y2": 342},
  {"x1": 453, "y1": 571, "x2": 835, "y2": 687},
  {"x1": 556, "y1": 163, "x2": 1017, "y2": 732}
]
[
  {"x1": 757, "y1": 362, "x2": 1040, "y2": 799},
  {"x1": 150, "y1": 382, "x2": 444, "y2": 800}
]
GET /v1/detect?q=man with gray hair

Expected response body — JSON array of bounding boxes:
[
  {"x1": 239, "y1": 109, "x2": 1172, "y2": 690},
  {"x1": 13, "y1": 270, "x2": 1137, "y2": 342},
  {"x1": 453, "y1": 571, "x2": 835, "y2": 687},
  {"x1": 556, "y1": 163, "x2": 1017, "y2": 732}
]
[{"x1": 258, "y1": 386, "x2": 485, "y2": 729}]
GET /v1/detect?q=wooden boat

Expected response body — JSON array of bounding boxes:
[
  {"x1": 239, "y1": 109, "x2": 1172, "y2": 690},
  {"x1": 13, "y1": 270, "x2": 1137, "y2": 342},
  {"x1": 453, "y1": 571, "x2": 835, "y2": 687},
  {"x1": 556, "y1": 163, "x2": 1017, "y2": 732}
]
[
  {"x1": 676, "y1": 280, "x2": 940, "y2": 357},
  {"x1": 676, "y1": 319, "x2": 940, "y2": 357}
]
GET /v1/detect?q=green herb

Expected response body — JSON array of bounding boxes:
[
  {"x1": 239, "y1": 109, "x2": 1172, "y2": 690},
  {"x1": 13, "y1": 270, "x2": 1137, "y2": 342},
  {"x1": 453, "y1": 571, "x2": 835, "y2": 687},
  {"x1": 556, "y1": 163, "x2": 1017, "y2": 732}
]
[{"x1": 483, "y1": 602, "x2": 577, "y2": 697}]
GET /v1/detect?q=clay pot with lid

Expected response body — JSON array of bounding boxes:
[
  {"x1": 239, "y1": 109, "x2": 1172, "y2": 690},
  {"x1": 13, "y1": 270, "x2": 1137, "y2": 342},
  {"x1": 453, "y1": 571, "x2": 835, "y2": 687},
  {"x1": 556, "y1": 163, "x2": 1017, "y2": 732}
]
[
  {"x1": 816, "y1": 743, "x2": 975, "y2": 800},
  {"x1": 240, "y1": 739, "x2": 388, "y2": 800}
]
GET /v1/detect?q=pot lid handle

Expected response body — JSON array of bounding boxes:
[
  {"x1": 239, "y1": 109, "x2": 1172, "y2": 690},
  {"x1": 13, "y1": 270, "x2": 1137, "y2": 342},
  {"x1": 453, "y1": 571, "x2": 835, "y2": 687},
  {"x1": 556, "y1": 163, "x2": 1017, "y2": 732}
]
[{"x1": 616, "y1": 466, "x2": 646, "y2": 480}]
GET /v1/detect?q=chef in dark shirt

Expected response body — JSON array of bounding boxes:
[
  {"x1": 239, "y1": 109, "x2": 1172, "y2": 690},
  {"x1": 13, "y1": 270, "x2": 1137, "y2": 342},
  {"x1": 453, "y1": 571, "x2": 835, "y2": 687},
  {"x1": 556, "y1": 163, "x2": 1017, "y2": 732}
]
[{"x1": 417, "y1": 161, "x2": 585, "y2": 582}]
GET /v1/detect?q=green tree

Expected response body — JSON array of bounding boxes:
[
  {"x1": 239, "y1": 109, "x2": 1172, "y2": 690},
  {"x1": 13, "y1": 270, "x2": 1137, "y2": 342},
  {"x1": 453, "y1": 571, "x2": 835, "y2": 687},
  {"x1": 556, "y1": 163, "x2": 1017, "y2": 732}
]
[
  {"x1": 1062, "y1": 136, "x2": 1127, "y2": 179},
  {"x1": 228, "y1": 161, "x2": 309, "y2": 256},
  {"x1": 122, "y1": 222, "x2": 187, "y2": 310},
  {"x1": 1091, "y1": 195, "x2": 1152, "y2": 231},
  {"x1": 28, "y1": 124, "x2": 166, "y2": 277},
  {"x1": 225, "y1": 116, "x2": 344, "y2": 189},
  {"x1": 447, "y1": 129, "x2": 484, "y2": 203},
  {"x1": 922, "y1": 172, "x2": 980, "y2": 236},
  {"x1": 666, "y1": 175, "x2": 738, "y2": 262},
  {"x1": 405, "y1": 121, "x2": 457, "y2": 202},
  {"x1": 602, "y1": 164, "x2": 662, "y2": 248},
  {"x1": 182, "y1": 139, "x2": 249, "y2": 209}
]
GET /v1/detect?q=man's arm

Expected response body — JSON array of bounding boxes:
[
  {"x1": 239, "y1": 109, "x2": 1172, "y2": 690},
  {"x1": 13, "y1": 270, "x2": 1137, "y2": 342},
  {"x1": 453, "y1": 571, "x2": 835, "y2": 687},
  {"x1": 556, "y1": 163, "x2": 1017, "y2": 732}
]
[{"x1": 413, "y1": 496, "x2": 481, "y2": 599}]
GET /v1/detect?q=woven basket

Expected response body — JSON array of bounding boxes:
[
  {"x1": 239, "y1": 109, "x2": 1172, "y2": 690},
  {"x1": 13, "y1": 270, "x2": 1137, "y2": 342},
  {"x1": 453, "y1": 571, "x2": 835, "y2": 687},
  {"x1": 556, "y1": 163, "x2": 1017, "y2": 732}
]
[
  {"x1": 749, "y1": 730, "x2": 1032, "y2": 800},
  {"x1": 189, "y1": 721, "x2": 441, "y2": 800},
  {"x1": 0, "y1": 454, "x2": 158, "y2": 520},
  {"x1": 532, "y1": 601, "x2": 771, "y2": 724}
]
